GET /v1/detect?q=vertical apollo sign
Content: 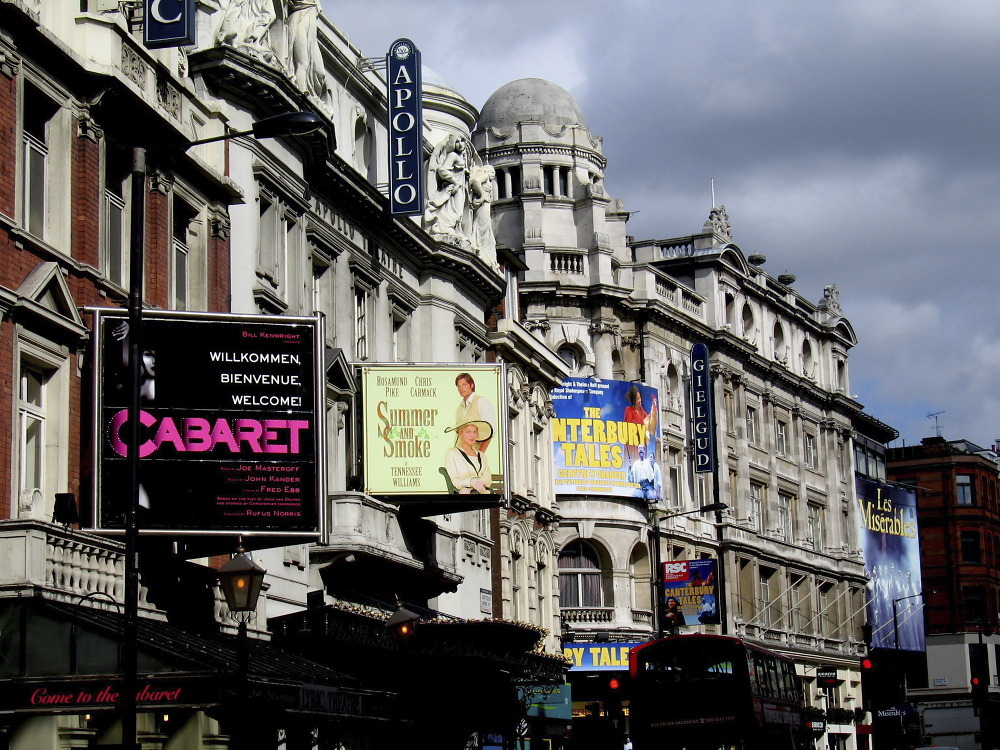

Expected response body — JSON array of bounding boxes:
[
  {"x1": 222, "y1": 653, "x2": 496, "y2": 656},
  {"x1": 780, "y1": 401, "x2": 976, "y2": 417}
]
[
  {"x1": 143, "y1": 0, "x2": 196, "y2": 49},
  {"x1": 387, "y1": 38, "x2": 423, "y2": 215},
  {"x1": 691, "y1": 343, "x2": 717, "y2": 473}
]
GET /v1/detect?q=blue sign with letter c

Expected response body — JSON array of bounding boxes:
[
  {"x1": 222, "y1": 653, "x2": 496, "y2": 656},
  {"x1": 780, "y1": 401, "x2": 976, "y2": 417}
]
[{"x1": 144, "y1": 0, "x2": 196, "y2": 49}]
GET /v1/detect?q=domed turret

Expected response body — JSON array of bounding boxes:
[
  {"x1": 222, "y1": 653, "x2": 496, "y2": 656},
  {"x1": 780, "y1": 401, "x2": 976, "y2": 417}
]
[{"x1": 478, "y1": 78, "x2": 586, "y2": 131}]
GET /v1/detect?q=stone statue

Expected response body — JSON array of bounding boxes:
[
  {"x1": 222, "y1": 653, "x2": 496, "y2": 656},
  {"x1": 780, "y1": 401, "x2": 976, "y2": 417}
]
[
  {"x1": 424, "y1": 134, "x2": 471, "y2": 237},
  {"x1": 704, "y1": 205, "x2": 733, "y2": 242},
  {"x1": 286, "y1": 0, "x2": 328, "y2": 100},
  {"x1": 470, "y1": 164, "x2": 497, "y2": 268},
  {"x1": 423, "y1": 135, "x2": 499, "y2": 268},
  {"x1": 215, "y1": 0, "x2": 278, "y2": 65},
  {"x1": 819, "y1": 284, "x2": 844, "y2": 317}
]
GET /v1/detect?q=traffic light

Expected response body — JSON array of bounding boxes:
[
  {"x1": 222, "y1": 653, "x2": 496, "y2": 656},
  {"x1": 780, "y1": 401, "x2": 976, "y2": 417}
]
[
  {"x1": 860, "y1": 651, "x2": 904, "y2": 710},
  {"x1": 605, "y1": 673, "x2": 626, "y2": 719},
  {"x1": 860, "y1": 655, "x2": 878, "y2": 710},
  {"x1": 970, "y1": 643, "x2": 989, "y2": 713}
]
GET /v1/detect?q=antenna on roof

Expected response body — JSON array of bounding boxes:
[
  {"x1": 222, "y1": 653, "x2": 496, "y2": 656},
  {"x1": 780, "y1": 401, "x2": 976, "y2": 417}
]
[{"x1": 927, "y1": 410, "x2": 946, "y2": 437}]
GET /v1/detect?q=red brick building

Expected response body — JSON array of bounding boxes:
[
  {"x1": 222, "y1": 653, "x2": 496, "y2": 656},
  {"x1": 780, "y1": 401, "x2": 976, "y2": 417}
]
[{"x1": 887, "y1": 436, "x2": 1000, "y2": 749}]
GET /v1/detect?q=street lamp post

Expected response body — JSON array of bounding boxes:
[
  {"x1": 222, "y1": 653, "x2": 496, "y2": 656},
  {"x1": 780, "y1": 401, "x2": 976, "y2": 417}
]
[
  {"x1": 119, "y1": 111, "x2": 322, "y2": 750},
  {"x1": 651, "y1": 502, "x2": 728, "y2": 638}
]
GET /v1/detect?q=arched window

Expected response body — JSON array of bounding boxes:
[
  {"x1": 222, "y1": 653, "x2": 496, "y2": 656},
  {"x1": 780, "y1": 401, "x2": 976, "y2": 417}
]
[
  {"x1": 741, "y1": 303, "x2": 755, "y2": 339},
  {"x1": 558, "y1": 345, "x2": 580, "y2": 374},
  {"x1": 558, "y1": 540, "x2": 603, "y2": 607},
  {"x1": 630, "y1": 543, "x2": 651, "y2": 611},
  {"x1": 772, "y1": 321, "x2": 786, "y2": 363}
]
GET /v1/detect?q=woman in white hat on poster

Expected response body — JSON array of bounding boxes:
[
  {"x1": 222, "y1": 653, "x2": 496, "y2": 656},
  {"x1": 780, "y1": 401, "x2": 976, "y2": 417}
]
[{"x1": 443, "y1": 419, "x2": 493, "y2": 494}]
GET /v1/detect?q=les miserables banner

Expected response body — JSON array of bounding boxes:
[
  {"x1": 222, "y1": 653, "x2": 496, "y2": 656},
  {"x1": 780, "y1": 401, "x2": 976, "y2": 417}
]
[{"x1": 92, "y1": 309, "x2": 323, "y2": 536}]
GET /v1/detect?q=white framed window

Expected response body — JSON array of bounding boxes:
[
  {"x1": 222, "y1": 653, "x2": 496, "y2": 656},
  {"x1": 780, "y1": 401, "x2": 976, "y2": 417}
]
[
  {"x1": 103, "y1": 143, "x2": 131, "y2": 288},
  {"x1": 15, "y1": 337, "x2": 69, "y2": 521},
  {"x1": 354, "y1": 286, "x2": 371, "y2": 361},
  {"x1": 759, "y1": 568, "x2": 774, "y2": 628},
  {"x1": 777, "y1": 492, "x2": 793, "y2": 540},
  {"x1": 18, "y1": 364, "x2": 46, "y2": 496},
  {"x1": 21, "y1": 79, "x2": 69, "y2": 246},
  {"x1": 775, "y1": 419, "x2": 788, "y2": 456},
  {"x1": 804, "y1": 432, "x2": 818, "y2": 469},
  {"x1": 748, "y1": 483, "x2": 764, "y2": 532},
  {"x1": 956, "y1": 474, "x2": 974, "y2": 505},
  {"x1": 808, "y1": 504, "x2": 824, "y2": 552},
  {"x1": 745, "y1": 405, "x2": 759, "y2": 444},
  {"x1": 558, "y1": 540, "x2": 604, "y2": 608},
  {"x1": 667, "y1": 446, "x2": 682, "y2": 508}
]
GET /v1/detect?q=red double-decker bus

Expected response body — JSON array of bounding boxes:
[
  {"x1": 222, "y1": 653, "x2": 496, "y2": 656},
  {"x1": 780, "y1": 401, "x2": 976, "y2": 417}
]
[{"x1": 629, "y1": 635, "x2": 808, "y2": 750}]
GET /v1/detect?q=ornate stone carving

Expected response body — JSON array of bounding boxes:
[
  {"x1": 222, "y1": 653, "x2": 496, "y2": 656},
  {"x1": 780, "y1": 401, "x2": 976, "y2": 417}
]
[
  {"x1": 818, "y1": 284, "x2": 843, "y2": 317},
  {"x1": 121, "y1": 43, "x2": 147, "y2": 89},
  {"x1": 209, "y1": 209, "x2": 231, "y2": 239},
  {"x1": 75, "y1": 106, "x2": 102, "y2": 142},
  {"x1": 215, "y1": 0, "x2": 278, "y2": 65},
  {"x1": 423, "y1": 135, "x2": 498, "y2": 269},
  {"x1": 155, "y1": 76, "x2": 181, "y2": 121},
  {"x1": 287, "y1": 0, "x2": 329, "y2": 100},
  {"x1": 523, "y1": 319, "x2": 550, "y2": 333},
  {"x1": 589, "y1": 322, "x2": 619, "y2": 336},
  {"x1": 704, "y1": 205, "x2": 733, "y2": 242}
]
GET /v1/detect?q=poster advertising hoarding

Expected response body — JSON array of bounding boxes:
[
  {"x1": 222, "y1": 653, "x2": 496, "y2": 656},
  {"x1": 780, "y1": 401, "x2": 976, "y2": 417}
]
[
  {"x1": 662, "y1": 559, "x2": 720, "y2": 627},
  {"x1": 549, "y1": 378, "x2": 661, "y2": 498},
  {"x1": 93, "y1": 309, "x2": 323, "y2": 535},
  {"x1": 855, "y1": 478, "x2": 924, "y2": 651},
  {"x1": 361, "y1": 364, "x2": 505, "y2": 496}
]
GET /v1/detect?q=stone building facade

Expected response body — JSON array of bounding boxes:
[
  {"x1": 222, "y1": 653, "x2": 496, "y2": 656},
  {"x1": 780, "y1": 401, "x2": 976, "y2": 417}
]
[{"x1": 474, "y1": 77, "x2": 880, "y2": 750}]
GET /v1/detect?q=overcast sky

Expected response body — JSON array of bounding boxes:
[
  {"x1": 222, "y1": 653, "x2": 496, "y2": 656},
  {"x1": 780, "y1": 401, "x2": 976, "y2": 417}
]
[{"x1": 324, "y1": 0, "x2": 1000, "y2": 449}]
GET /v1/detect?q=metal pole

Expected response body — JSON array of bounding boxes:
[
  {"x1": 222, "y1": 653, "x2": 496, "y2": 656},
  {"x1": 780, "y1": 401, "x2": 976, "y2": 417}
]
[
  {"x1": 121, "y1": 145, "x2": 146, "y2": 750},
  {"x1": 651, "y1": 514, "x2": 664, "y2": 639}
]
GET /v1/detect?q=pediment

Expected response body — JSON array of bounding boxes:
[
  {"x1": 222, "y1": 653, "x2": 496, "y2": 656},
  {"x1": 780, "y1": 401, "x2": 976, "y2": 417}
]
[
  {"x1": 13, "y1": 262, "x2": 88, "y2": 340},
  {"x1": 325, "y1": 347, "x2": 356, "y2": 396}
]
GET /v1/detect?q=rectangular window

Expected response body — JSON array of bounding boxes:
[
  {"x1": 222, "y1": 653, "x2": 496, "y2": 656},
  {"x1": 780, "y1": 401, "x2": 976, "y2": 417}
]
[
  {"x1": 22, "y1": 84, "x2": 60, "y2": 238},
  {"x1": 532, "y1": 427, "x2": 542, "y2": 498},
  {"x1": 18, "y1": 364, "x2": 46, "y2": 494},
  {"x1": 775, "y1": 420, "x2": 788, "y2": 456},
  {"x1": 172, "y1": 197, "x2": 198, "y2": 311},
  {"x1": 777, "y1": 493, "x2": 793, "y2": 540},
  {"x1": 804, "y1": 433, "x2": 817, "y2": 469},
  {"x1": 748, "y1": 483, "x2": 763, "y2": 532},
  {"x1": 354, "y1": 287, "x2": 370, "y2": 361},
  {"x1": 759, "y1": 569, "x2": 775, "y2": 628},
  {"x1": 104, "y1": 144, "x2": 130, "y2": 287},
  {"x1": 808, "y1": 504, "x2": 824, "y2": 552},
  {"x1": 961, "y1": 530, "x2": 981, "y2": 563},
  {"x1": 543, "y1": 165, "x2": 554, "y2": 195},
  {"x1": 957, "y1": 475, "x2": 974, "y2": 505},
  {"x1": 667, "y1": 447, "x2": 681, "y2": 508},
  {"x1": 558, "y1": 166, "x2": 570, "y2": 197},
  {"x1": 746, "y1": 405, "x2": 759, "y2": 444}
]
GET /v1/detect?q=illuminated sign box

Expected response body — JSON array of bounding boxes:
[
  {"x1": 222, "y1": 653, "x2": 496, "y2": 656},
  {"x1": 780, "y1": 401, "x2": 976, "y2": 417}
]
[
  {"x1": 92, "y1": 309, "x2": 324, "y2": 536},
  {"x1": 550, "y1": 378, "x2": 661, "y2": 499},
  {"x1": 361, "y1": 364, "x2": 505, "y2": 498}
]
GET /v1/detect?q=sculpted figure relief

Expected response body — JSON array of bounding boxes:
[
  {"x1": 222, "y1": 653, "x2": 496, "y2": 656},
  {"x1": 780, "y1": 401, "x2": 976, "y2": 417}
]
[
  {"x1": 286, "y1": 0, "x2": 329, "y2": 100},
  {"x1": 215, "y1": 0, "x2": 278, "y2": 65},
  {"x1": 423, "y1": 135, "x2": 498, "y2": 268}
]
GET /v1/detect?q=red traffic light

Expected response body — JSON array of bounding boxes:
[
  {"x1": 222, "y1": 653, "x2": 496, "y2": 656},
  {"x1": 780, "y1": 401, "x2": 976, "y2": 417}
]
[
  {"x1": 608, "y1": 677, "x2": 621, "y2": 691},
  {"x1": 971, "y1": 676, "x2": 982, "y2": 686},
  {"x1": 861, "y1": 657, "x2": 875, "y2": 671}
]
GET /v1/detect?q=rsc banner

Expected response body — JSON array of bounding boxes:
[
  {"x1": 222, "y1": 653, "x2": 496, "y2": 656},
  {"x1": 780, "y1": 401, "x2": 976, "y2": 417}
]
[
  {"x1": 855, "y1": 478, "x2": 924, "y2": 651},
  {"x1": 662, "y1": 559, "x2": 720, "y2": 627},
  {"x1": 361, "y1": 364, "x2": 505, "y2": 496},
  {"x1": 550, "y1": 378, "x2": 661, "y2": 499},
  {"x1": 93, "y1": 310, "x2": 323, "y2": 536}
]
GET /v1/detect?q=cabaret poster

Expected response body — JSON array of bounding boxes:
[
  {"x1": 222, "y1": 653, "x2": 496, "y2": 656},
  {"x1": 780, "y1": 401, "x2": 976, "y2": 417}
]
[
  {"x1": 549, "y1": 378, "x2": 662, "y2": 499},
  {"x1": 361, "y1": 364, "x2": 505, "y2": 497},
  {"x1": 93, "y1": 309, "x2": 323, "y2": 535}
]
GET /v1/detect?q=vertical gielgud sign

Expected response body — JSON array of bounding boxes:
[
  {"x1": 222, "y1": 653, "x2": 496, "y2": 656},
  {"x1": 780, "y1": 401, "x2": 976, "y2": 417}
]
[
  {"x1": 93, "y1": 310, "x2": 323, "y2": 535},
  {"x1": 690, "y1": 343, "x2": 717, "y2": 473},
  {"x1": 387, "y1": 38, "x2": 423, "y2": 215}
]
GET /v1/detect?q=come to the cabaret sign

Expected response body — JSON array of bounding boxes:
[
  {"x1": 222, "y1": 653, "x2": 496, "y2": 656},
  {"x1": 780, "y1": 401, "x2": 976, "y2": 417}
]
[
  {"x1": 855, "y1": 478, "x2": 924, "y2": 651},
  {"x1": 361, "y1": 364, "x2": 505, "y2": 496},
  {"x1": 549, "y1": 378, "x2": 662, "y2": 499},
  {"x1": 143, "y1": 0, "x2": 196, "y2": 48},
  {"x1": 690, "y1": 343, "x2": 717, "y2": 473},
  {"x1": 387, "y1": 38, "x2": 423, "y2": 215},
  {"x1": 93, "y1": 309, "x2": 323, "y2": 535}
]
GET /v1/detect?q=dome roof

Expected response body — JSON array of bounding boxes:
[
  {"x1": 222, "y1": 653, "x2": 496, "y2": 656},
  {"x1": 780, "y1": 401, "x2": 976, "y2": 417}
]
[{"x1": 478, "y1": 78, "x2": 586, "y2": 130}]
